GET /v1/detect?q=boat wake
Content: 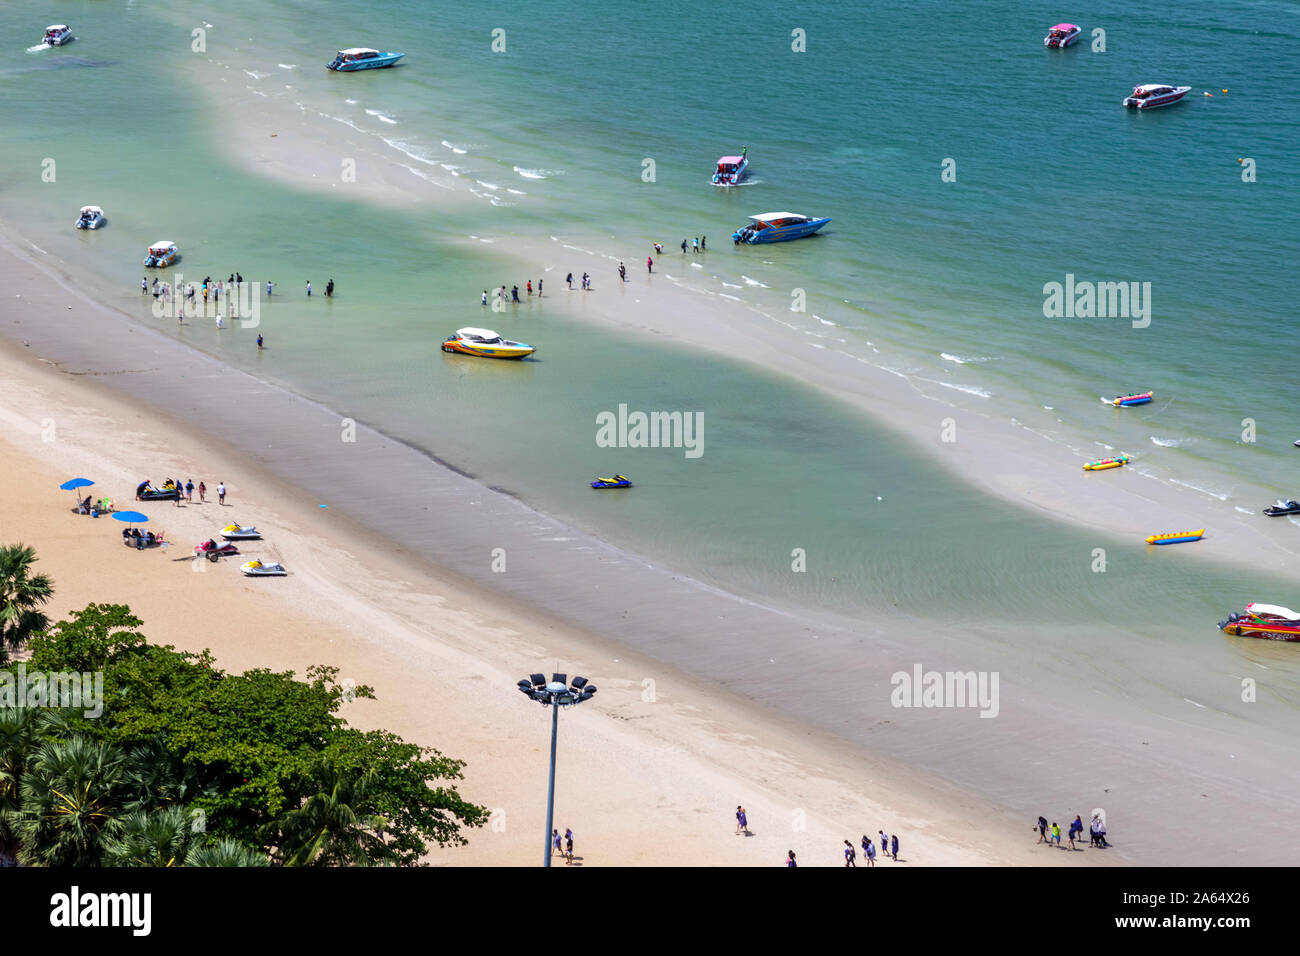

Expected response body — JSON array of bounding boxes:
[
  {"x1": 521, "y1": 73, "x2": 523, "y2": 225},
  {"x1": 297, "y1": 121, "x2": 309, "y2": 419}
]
[{"x1": 26, "y1": 44, "x2": 51, "y2": 53}]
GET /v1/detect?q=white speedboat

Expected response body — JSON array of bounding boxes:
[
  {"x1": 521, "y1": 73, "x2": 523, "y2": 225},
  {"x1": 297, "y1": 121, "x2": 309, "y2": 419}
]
[
  {"x1": 74, "y1": 205, "x2": 104, "y2": 230},
  {"x1": 219, "y1": 523, "x2": 262, "y2": 540},
  {"x1": 1123, "y1": 84, "x2": 1190, "y2": 109},
  {"x1": 712, "y1": 147, "x2": 749, "y2": 186},
  {"x1": 143, "y1": 241, "x2": 178, "y2": 268},
  {"x1": 1043, "y1": 23, "x2": 1081, "y2": 48},
  {"x1": 326, "y1": 48, "x2": 404, "y2": 71},
  {"x1": 732, "y1": 212, "x2": 830, "y2": 244},
  {"x1": 42, "y1": 25, "x2": 73, "y2": 46},
  {"x1": 241, "y1": 560, "x2": 287, "y2": 576}
]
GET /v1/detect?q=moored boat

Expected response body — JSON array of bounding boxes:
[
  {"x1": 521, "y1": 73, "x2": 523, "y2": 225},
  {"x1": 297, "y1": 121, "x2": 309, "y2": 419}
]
[
  {"x1": 590, "y1": 475, "x2": 632, "y2": 489},
  {"x1": 143, "y1": 241, "x2": 178, "y2": 268},
  {"x1": 1144, "y1": 529, "x2": 1204, "y2": 545},
  {"x1": 1083, "y1": 454, "x2": 1129, "y2": 471},
  {"x1": 441, "y1": 327, "x2": 535, "y2": 359},
  {"x1": 733, "y1": 212, "x2": 830, "y2": 244},
  {"x1": 1109, "y1": 391, "x2": 1152, "y2": 407},
  {"x1": 1123, "y1": 84, "x2": 1190, "y2": 109},
  {"x1": 1263, "y1": 498, "x2": 1300, "y2": 517},
  {"x1": 219, "y1": 523, "x2": 262, "y2": 540},
  {"x1": 241, "y1": 560, "x2": 288, "y2": 576},
  {"x1": 712, "y1": 147, "x2": 749, "y2": 186},
  {"x1": 74, "y1": 205, "x2": 105, "y2": 230},
  {"x1": 42, "y1": 25, "x2": 73, "y2": 46},
  {"x1": 1219, "y1": 603, "x2": 1300, "y2": 642},
  {"x1": 1044, "y1": 23, "x2": 1081, "y2": 48},
  {"x1": 327, "y1": 48, "x2": 404, "y2": 71}
]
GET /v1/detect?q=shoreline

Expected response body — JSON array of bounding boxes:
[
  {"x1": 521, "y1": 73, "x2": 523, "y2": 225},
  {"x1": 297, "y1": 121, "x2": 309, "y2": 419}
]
[{"x1": 0, "y1": 237, "x2": 1092, "y2": 868}]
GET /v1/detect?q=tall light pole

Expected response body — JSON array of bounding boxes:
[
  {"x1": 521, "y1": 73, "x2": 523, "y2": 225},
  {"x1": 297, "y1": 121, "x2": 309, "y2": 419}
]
[{"x1": 517, "y1": 672, "x2": 597, "y2": 867}]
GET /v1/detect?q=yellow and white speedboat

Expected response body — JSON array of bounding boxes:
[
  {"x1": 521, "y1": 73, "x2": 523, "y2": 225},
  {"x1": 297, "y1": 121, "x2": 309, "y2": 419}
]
[{"x1": 441, "y1": 327, "x2": 535, "y2": 360}]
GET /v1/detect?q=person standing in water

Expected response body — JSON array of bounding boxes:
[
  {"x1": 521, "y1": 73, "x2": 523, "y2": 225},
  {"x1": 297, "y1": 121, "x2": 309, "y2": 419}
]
[
  {"x1": 701, "y1": 236, "x2": 706, "y2": 251},
  {"x1": 482, "y1": 290, "x2": 488, "y2": 306},
  {"x1": 306, "y1": 280, "x2": 311, "y2": 296},
  {"x1": 266, "y1": 280, "x2": 275, "y2": 296},
  {"x1": 256, "y1": 334, "x2": 263, "y2": 351},
  {"x1": 326, "y1": 278, "x2": 334, "y2": 297},
  {"x1": 646, "y1": 256, "x2": 653, "y2": 273},
  {"x1": 142, "y1": 277, "x2": 148, "y2": 295},
  {"x1": 566, "y1": 272, "x2": 574, "y2": 289},
  {"x1": 537, "y1": 278, "x2": 542, "y2": 296}
]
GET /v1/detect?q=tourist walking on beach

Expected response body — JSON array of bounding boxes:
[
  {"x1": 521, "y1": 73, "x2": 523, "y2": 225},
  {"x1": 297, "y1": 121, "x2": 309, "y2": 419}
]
[
  {"x1": 582, "y1": 272, "x2": 590, "y2": 290},
  {"x1": 618, "y1": 262, "x2": 626, "y2": 282},
  {"x1": 326, "y1": 278, "x2": 334, "y2": 297},
  {"x1": 735, "y1": 805, "x2": 749, "y2": 835},
  {"x1": 693, "y1": 237, "x2": 699, "y2": 254},
  {"x1": 1050, "y1": 822, "x2": 1061, "y2": 847},
  {"x1": 142, "y1": 277, "x2": 148, "y2": 295},
  {"x1": 843, "y1": 840, "x2": 856, "y2": 867},
  {"x1": 552, "y1": 829, "x2": 561, "y2": 858},
  {"x1": 1036, "y1": 815, "x2": 1049, "y2": 844},
  {"x1": 864, "y1": 837, "x2": 876, "y2": 866},
  {"x1": 537, "y1": 278, "x2": 543, "y2": 296},
  {"x1": 526, "y1": 279, "x2": 532, "y2": 296},
  {"x1": 786, "y1": 850, "x2": 797, "y2": 867},
  {"x1": 681, "y1": 239, "x2": 688, "y2": 254},
  {"x1": 701, "y1": 236, "x2": 706, "y2": 251},
  {"x1": 217, "y1": 482, "x2": 226, "y2": 505},
  {"x1": 890, "y1": 833, "x2": 899, "y2": 861},
  {"x1": 198, "y1": 481, "x2": 206, "y2": 503},
  {"x1": 879, "y1": 829, "x2": 888, "y2": 855},
  {"x1": 185, "y1": 479, "x2": 194, "y2": 502},
  {"x1": 566, "y1": 272, "x2": 573, "y2": 289},
  {"x1": 646, "y1": 255, "x2": 653, "y2": 273},
  {"x1": 257, "y1": 334, "x2": 264, "y2": 350},
  {"x1": 511, "y1": 285, "x2": 520, "y2": 302},
  {"x1": 564, "y1": 828, "x2": 573, "y2": 865}
]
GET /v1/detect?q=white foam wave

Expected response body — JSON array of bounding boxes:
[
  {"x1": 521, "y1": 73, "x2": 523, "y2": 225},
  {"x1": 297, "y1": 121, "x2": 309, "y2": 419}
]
[
  {"x1": 720, "y1": 293, "x2": 741, "y2": 301},
  {"x1": 278, "y1": 63, "x2": 297, "y2": 70},
  {"x1": 345, "y1": 98, "x2": 358, "y2": 104},
  {"x1": 514, "y1": 166, "x2": 559, "y2": 180},
  {"x1": 1150, "y1": 436, "x2": 1188, "y2": 448},
  {"x1": 244, "y1": 70, "x2": 269, "y2": 80},
  {"x1": 935, "y1": 381, "x2": 992, "y2": 398},
  {"x1": 441, "y1": 140, "x2": 469, "y2": 154},
  {"x1": 741, "y1": 275, "x2": 769, "y2": 288},
  {"x1": 1168, "y1": 478, "x2": 1230, "y2": 501},
  {"x1": 721, "y1": 282, "x2": 742, "y2": 289},
  {"x1": 940, "y1": 352, "x2": 992, "y2": 365}
]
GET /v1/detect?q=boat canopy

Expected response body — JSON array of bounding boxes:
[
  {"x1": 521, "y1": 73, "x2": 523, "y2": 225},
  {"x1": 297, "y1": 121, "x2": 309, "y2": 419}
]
[
  {"x1": 1245, "y1": 603, "x2": 1300, "y2": 620},
  {"x1": 751, "y1": 212, "x2": 807, "y2": 223},
  {"x1": 456, "y1": 327, "x2": 502, "y2": 341},
  {"x1": 717, "y1": 156, "x2": 744, "y2": 165},
  {"x1": 80, "y1": 205, "x2": 102, "y2": 215},
  {"x1": 1051, "y1": 23, "x2": 1078, "y2": 31},
  {"x1": 47, "y1": 25, "x2": 69, "y2": 32},
  {"x1": 338, "y1": 48, "x2": 379, "y2": 56},
  {"x1": 1133, "y1": 84, "x2": 1173, "y2": 94}
]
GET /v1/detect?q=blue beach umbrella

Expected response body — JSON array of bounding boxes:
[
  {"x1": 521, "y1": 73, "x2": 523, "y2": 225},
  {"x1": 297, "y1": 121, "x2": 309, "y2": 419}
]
[
  {"x1": 112, "y1": 511, "x2": 149, "y2": 525},
  {"x1": 60, "y1": 477, "x2": 95, "y2": 511}
]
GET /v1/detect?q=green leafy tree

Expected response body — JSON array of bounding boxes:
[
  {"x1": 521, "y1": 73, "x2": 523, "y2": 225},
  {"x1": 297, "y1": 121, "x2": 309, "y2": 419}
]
[
  {"x1": 0, "y1": 545, "x2": 54, "y2": 663},
  {"x1": 101, "y1": 806, "x2": 193, "y2": 867},
  {"x1": 186, "y1": 837, "x2": 268, "y2": 867},
  {"x1": 273, "y1": 758, "x2": 389, "y2": 866},
  {"x1": 13, "y1": 735, "x2": 125, "y2": 866}
]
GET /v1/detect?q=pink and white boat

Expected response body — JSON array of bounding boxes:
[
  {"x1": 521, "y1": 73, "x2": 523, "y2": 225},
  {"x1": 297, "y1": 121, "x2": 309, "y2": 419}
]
[
  {"x1": 712, "y1": 147, "x2": 749, "y2": 186},
  {"x1": 1043, "y1": 23, "x2": 1081, "y2": 48},
  {"x1": 1123, "y1": 84, "x2": 1191, "y2": 109}
]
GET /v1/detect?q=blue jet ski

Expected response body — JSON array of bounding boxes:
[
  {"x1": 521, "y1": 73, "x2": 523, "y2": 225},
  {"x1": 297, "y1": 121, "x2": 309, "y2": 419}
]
[{"x1": 590, "y1": 475, "x2": 631, "y2": 489}]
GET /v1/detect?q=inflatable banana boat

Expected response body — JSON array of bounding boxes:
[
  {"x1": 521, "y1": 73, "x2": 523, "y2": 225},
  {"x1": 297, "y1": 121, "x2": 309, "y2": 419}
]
[
  {"x1": 1083, "y1": 454, "x2": 1129, "y2": 471},
  {"x1": 1145, "y1": 529, "x2": 1204, "y2": 545}
]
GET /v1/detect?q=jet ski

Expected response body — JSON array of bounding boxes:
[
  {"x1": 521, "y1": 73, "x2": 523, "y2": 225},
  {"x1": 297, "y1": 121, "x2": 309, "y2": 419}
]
[
  {"x1": 219, "y1": 523, "x2": 263, "y2": 540},
  {"x1": 590, "y1": 475, "x2": 632, "y2": 489},
  {"x1": 194, "y1": 538, "x2": 239, "y2": 562},
  {"x1": 136, "y1": 480, "x2": 180, "y2": 501},
  {"x1": 240, "y1": 560, "x2": 287, "y2": 576},
  {"x1": 1263, "y1": 499, "x2": 1300, "y2": 517}
]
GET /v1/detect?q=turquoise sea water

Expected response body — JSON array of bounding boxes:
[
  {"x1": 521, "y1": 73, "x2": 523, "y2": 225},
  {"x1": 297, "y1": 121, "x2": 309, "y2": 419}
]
[{"x1": 2, "y1": 2, "x2": 1299, "y2": 718}]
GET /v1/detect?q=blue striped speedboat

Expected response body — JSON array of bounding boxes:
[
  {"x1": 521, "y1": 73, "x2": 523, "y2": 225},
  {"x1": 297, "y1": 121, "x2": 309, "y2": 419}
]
[
  {"x1": 732, "y1": 212, "x2": 830, "y2": 244},
  {"x1": 327, "y1": 48, "x2": 405, "y2": 71}
]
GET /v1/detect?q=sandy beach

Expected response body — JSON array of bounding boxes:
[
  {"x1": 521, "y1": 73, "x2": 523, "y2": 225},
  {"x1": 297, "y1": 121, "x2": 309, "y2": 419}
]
[{"x1": 0, "y1": 236, "x2": 1099, "y2": 867}]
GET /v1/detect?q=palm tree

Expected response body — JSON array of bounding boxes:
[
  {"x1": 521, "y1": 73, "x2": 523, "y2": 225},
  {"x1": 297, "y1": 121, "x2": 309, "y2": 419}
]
[
  {"x1": 186, "y1": 837, "x2": 268, "y2": 867},
  {"x1": 0, "y1": 545, "x2": 54, "y2": 662},
  {"x1": 121, "y1": 736, "x2": 203, "y2": 814},
  {"x1": 13, "y1": 735, "x2": 125, "y2": 866},
  {"x1": 274, "y1": 759, "x2": 389, "y2": 866},
  {"x1": 101, "y1": 806, "x2": 193, "y2": 866}
]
